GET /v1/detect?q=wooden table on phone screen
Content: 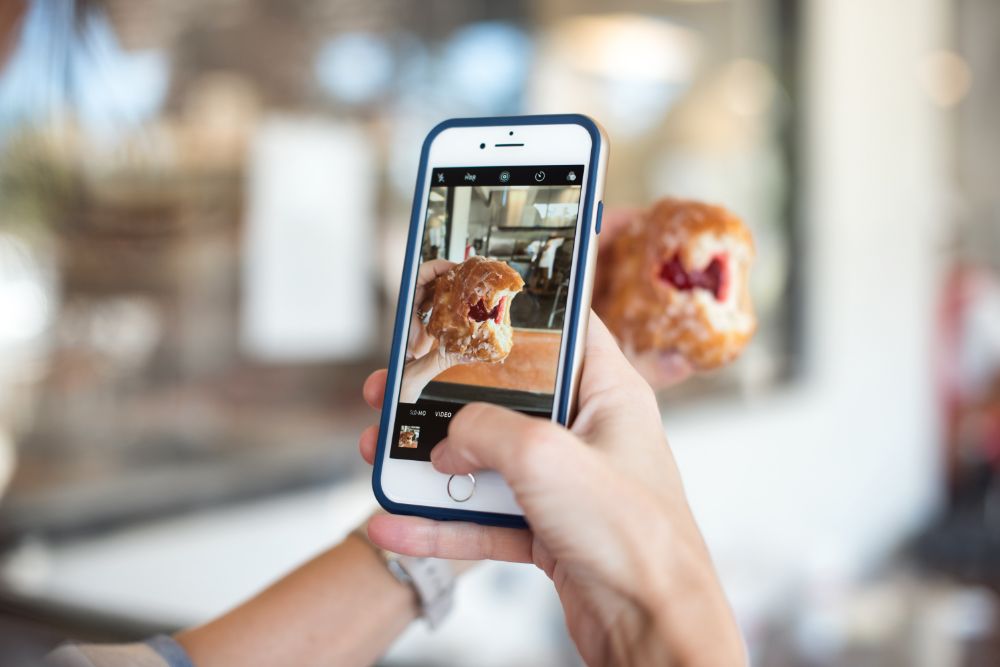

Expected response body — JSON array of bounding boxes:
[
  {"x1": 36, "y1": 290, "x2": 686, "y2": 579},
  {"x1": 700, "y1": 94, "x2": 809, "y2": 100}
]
[{"x1": 434, "y1": 329, "x2": 561, "y2": 394}]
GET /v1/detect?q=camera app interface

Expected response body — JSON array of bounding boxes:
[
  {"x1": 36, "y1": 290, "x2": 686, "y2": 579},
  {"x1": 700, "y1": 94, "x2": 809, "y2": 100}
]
[{"x1": 391, "y1": 165, "x2": 585, "y2": 461}]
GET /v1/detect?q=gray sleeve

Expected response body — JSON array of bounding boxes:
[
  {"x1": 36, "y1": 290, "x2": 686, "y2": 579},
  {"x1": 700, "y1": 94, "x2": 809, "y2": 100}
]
[{"x1": 45, "y1": 636, "x2": 195, "y2": 667}]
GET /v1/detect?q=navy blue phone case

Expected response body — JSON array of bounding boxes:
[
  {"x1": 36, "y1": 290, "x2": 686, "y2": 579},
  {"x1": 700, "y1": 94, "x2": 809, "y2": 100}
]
[{"x1": 372, "y1": 114, "x2": 604, "y2": 528}]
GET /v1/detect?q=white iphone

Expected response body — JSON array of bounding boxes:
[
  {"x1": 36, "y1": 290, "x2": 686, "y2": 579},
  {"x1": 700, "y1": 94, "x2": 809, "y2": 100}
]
[{"x1": 373, "y1": 115, "x2": 609, "y2": 527}]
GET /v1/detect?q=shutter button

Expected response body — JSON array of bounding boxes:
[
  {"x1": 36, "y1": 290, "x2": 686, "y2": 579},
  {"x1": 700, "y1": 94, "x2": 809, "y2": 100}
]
[{"x1": 447, "y1": 474, "x2": 476, "y2": 502}]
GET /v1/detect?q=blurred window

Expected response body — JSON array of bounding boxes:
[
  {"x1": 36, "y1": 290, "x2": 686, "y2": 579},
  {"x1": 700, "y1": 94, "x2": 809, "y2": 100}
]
[{"x1": 0, "y1": 0, "x2": 800, "y2": 540}]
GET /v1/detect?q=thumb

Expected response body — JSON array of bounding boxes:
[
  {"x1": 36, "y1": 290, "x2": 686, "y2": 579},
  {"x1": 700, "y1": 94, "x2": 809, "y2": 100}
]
[{"x1": 431, "y1": 403, "x2": 577, "y2": 484}]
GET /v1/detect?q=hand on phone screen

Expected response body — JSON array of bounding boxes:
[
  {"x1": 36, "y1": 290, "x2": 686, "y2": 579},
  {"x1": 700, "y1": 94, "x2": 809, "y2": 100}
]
[
  {"x1": 399, "y1": 259, "x2": 461, "y2": 402},
  {"x1": 404, "y1": 259, "x2": 454, "y2": 361}
]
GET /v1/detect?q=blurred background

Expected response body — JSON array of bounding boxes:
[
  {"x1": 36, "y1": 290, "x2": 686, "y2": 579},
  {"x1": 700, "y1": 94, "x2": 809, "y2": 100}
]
[{"x1": 0, "y1": 0, "x2": 997, "y2": 664}]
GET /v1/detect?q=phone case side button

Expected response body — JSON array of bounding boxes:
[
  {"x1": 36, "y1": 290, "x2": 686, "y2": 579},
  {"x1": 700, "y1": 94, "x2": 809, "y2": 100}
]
[{"x1": 595, "y1": 200, "x2": 604, "y2": 235}]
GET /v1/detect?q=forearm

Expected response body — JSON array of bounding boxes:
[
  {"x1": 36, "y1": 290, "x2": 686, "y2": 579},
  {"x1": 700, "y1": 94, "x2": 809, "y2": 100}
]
[
  {"x1": 649, "y1": 574, "x2": 747, "y2": 667},
  {"x1": 608, "y1": 502, "x2": 747, "y2": 667},
  {"x1": 175, "y1": 533, "x2": 417, "y2": 667}
]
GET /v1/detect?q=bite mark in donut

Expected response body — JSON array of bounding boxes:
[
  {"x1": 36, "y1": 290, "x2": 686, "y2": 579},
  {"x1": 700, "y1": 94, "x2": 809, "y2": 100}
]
[
  {"x1": 468, "y1": 296, "x2": 507, "y2": 324},
  {"x1": 658, "y1": 254, "x2": 730, "y2": 301}
]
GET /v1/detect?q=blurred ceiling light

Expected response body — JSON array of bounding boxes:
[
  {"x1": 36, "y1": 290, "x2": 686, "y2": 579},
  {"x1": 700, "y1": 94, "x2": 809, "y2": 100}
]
[
  {"x1": 441, "y1": 22, "x2": 531, "y2": 113},
  {"x1": 531, "y1": 14, "x2": 701, "y2": 138},
  {"x1": 316, "y1": 33, "x2": 394, "y2": 105},
  {"x1": 720, "y1": 59, "x2": 777, "y2": 117},
  {"x1": 538, "y1": 14, "x2": 700, "y2": 138},
  {"x1": 551, "y1": 14, "x2": 699, "y2": 84},
  {"x1": 917, "y1": 49, "x2": 972, "y2": 108}
]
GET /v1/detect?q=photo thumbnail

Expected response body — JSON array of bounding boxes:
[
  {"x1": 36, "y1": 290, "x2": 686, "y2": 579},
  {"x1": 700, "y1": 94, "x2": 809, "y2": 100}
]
[{"x1": 397, "y1": 425, "x2": 420, "y2": 449}]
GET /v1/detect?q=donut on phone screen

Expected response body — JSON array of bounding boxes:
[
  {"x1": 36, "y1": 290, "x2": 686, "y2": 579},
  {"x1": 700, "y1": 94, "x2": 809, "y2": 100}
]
[
  {"x1": 598, "y1": 198, "x2": 756, "y2": 370},
  {"x1": 426, "y1": 256, "x2": 525, "y2": 364}
]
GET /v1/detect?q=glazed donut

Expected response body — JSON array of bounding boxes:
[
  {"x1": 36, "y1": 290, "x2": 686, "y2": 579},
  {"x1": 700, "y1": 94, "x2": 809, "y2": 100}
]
[
  {"x1": 596, "y1": 198, "x2": 756, "y2": 370},
  {"x1": 426, "y1": 256, "x2": 525, "y2": 363}
]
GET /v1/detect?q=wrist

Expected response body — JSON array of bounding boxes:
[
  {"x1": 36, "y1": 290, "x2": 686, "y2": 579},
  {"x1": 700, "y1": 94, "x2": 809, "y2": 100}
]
[
  {"x1": 627, "y1": 509, "x2": 747, "y2": 666},
  {"x1": 352, "y1": 525, "x2": 465, "y2": 629},
  {"x1": 347, "y1": 530, "x2": 421, "y2": 609},
  {"x1": 424, "y1": 350, "x2": 457, "y2": 375}
]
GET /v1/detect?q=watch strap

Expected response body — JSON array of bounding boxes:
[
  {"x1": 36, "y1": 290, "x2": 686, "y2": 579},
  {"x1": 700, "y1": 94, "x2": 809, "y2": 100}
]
[
  {"x1": 390, "y1": 554, "x2": 455, "y2": 628},
  {"x1": 352, "y1": 528, "x2": 455, "y2": 629}
]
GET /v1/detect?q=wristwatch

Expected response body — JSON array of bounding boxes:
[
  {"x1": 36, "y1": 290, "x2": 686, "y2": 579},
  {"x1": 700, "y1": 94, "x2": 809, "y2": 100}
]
[{"x1": 352, "y1": 528, "x2": 456, "y2": 629}]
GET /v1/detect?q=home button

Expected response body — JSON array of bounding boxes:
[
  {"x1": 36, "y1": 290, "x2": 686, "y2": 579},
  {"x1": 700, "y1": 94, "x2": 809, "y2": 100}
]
[{"x1": 447, "y1": 474, "x2": 476, "y2": 502}]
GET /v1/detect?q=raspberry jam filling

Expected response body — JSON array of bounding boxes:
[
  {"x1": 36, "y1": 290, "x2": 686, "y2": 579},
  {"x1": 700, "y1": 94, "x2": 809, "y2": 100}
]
[
  {"x1": 468, "y1": 296, "x2": 507, "y2": 323},
  {"x1": 658, "y1": 254, "x2": 729, "y2": 300}
]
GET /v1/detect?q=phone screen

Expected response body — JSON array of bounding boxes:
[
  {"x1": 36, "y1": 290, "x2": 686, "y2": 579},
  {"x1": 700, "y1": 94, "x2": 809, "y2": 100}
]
[{"x1": 391, "y1": 164, "x2": 585, "y2": 461}]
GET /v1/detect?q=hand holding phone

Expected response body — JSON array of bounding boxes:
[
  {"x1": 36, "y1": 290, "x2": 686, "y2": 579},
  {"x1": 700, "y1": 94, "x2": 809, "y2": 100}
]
[{"x1": 357, "y1": 315, "x2": 747, "y2": 666}]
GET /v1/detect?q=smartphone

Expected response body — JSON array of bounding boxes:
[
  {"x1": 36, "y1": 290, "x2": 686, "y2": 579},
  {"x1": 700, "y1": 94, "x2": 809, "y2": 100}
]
[{"x1": 372, "y1": 115, "x2": 609, "y2": 527}]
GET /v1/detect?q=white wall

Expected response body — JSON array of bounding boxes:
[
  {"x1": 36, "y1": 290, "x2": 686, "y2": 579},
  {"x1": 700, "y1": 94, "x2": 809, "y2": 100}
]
[{"x1": 668, "y1": 0, "x2": 951, "y2": 623}]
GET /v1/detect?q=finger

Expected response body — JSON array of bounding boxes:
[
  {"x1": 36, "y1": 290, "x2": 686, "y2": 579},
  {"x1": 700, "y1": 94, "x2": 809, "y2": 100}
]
[
  {"x1": 367, "y1": 514, "x2": 533, "y2": 563},
  {"x1": 624, "y1": 349, "x2": 695, "y2": 392},
  {"x1": 649, "y1": 352, "x2": 694, "y2": 389},
  {"x1": 358, "y1": 424, "x2": 378, "y2": 465},
  {"x1": 417, "y1": 258, "x2": 455, "y2": 284},
  {"x1": 413, "y1": 259, "x2": 455, "y2": 307},
  {"x1": 363, "y1": 369, "x2": 388, "y2": 410},
  {"x1": 431, "y1": 403, "x2": 576, "y2": 480}
]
